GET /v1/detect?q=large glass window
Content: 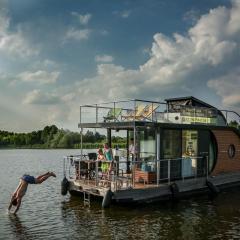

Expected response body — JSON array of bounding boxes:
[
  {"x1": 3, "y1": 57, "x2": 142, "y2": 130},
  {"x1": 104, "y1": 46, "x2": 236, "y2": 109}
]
[
  {"x1": 129, "y1": 128, "x2": 155, "y2": 171},
  {"x1": 139, "y1": 128, "x2": 156, "y2": 172},
  {"x1": 161, "y1": 129, "x2": 182, "y2": 179},
  {"x1": 182, "y1": 130, "x2": 198, "y2": 177}
]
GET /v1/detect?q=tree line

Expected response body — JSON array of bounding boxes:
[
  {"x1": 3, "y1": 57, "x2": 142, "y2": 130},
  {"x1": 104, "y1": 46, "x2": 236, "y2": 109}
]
[{"x1": 0, "y1": 125, "x2": 126, "y2": 149}]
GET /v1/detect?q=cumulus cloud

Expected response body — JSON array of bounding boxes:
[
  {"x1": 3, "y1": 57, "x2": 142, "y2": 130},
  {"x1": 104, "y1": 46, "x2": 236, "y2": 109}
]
[
  {"x1": 95, "y1": 55, "x2": 114, "y2": 63},
  {"x1": 18, "y1": 70, "x2": 60, "y2": 84},
  {"x1": 0, "y1": 11, "x2": 39, "y2": 57},
  {"x1": 65, "y1": 28, "x2": 91, "y2": 41},
  {"x1": 71, "y1": 12, "x2": 92, "y2": 25},
  {"x1": 73, "y1": 0, "x2": 240, "y2": 112},
  {"x1": 23, "y1": 89, "x2": 61, "y2": 105},
  {"x1": 208, "y1": 68, "x2": 240, "y2": 108}
]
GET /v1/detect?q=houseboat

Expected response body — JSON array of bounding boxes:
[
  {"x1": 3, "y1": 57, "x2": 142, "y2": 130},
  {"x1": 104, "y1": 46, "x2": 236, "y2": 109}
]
[{"x1": 61, "y1": 96, "x2": 240, "y2": 207}]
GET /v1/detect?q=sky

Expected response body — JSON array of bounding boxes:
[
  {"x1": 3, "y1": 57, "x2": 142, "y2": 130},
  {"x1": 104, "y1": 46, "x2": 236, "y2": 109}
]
[{"x1": 0, "y1": 0, "x2": 240, "y2": 132}]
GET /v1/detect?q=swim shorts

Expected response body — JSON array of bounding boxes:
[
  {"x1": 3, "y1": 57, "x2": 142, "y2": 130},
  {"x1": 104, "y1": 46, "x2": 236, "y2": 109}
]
[{"x1": 21, "y1": 175, "x2": 36, "y2": 184}]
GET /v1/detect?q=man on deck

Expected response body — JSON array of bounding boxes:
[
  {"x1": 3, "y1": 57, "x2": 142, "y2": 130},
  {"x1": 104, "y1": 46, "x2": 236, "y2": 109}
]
[{"x1": 8, "y1": 172, "x2": 56, "y2": 214}]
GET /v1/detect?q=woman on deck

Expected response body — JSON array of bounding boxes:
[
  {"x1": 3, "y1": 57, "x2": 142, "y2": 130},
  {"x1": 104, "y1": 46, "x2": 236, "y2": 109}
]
[{"x1": 103, "y1": 143, "x2": 113, "y2": 177}]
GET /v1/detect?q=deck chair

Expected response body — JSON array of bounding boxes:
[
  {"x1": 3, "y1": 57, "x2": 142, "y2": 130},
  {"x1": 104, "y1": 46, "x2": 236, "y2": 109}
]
[
  {"x1": 121, "y1": 105, "x2": 146, "y2": 121},
  {"x1": 103, "y1": 108, "x2": 122, "y2": 122},
  {"x1": 135, "y1": 104, "x2": 159, "y2": 121}
]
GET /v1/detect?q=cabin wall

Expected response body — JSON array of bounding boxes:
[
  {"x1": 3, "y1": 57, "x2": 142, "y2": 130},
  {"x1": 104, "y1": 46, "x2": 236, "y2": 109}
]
[{"x1": 211, "y1": 130, "x2": 240, "y2": 175}]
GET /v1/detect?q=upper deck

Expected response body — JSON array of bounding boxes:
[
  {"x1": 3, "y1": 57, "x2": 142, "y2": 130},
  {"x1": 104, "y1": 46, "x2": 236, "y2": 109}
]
[{"x1": 78, "y1": 97, "x2": 239, "y2": 129}]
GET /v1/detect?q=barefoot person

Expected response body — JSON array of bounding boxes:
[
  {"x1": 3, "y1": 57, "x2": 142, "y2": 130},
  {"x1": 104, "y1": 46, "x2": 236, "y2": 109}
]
[{"x1": 8, "y1": 172, "x2": 56, "y2": 214}]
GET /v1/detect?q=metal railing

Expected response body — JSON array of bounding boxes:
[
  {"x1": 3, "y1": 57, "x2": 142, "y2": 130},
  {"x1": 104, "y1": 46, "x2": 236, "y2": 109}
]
[
  {"x1": 63, "y1": 154, "x2": 209, "y2": 191},
  {"x1": 79, "y1": 99, "x2": 223, "y2": 126},
  {"x1": 220, "y1": 110, "x2": 240, "y2": 126}
]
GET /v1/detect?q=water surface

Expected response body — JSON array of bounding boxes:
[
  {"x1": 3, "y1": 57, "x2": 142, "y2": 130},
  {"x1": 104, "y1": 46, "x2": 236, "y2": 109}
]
[{"x1": 0, "y1": 149, "x2": 240, "y2": 239}]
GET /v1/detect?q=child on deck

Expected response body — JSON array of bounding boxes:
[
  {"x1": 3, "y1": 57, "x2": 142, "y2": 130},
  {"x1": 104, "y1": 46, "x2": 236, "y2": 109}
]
[{"x1": 8, "y1": 172, "x2": 56, "y2": 214}]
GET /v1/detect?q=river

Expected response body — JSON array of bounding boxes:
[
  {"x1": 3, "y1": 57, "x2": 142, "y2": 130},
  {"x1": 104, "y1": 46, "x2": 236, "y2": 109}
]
[{"x1": 0, "y1": 149, "x2": 240, "y2": 240}]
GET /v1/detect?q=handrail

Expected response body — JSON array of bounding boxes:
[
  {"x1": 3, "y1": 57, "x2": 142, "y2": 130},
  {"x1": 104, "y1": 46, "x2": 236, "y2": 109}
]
[
  {"x1": 63, "y1": 155, "x2": 208, "y2": 190},
  {"x1": 220, "y1": 110, "x2": 240, "y2": 120},
  {"x1": 79, "y1": 98, "x2": 226, "y2": 126}
]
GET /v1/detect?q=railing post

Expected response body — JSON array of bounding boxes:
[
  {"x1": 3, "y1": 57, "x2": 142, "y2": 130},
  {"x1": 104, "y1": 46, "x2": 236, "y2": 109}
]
[
  {"x1": 95, "y1": 160, "x2": 98, "y2": 186},
  {"x1": 182, "y1": 157, "x2": 184, "y2": 182},
  {"x1": 113, "y1": 102, "x2": 116, "y2": 122},
  {"x1": 168, "y1": 159, "x2": 170, "y2": 185},
  {"x1": 195, "y1": 158, "x2": 197, "y2": 181},
  {"x1": 152, "y1": 102, "x2": 154, "y2": 122},
  {"x1": 80, "y1": 127, "x2": 83, "y2": 180},
  {"x1": 96, "y1": 104, "x2": 98, "y2": 123},
  {"x1": 206, "y1": 156, "x2": 209, "y2": 179},
  {"x1": 156, "y1": 132, "x2": 160, "y2": 186}
]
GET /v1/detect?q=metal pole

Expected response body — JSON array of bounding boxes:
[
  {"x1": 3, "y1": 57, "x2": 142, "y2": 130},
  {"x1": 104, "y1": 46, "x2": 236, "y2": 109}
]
[
  {"x1": 113, "y1": 102, "x2": 116, "y2": 122},
  {"x1": 168, "y1": 159, "x2": 170, "y2": 185},
  {"x1": 96, "y1": 160, "x2": 98, "y2": 186},
  {"x1": 152, "y1": 102, "x2": 153, "y2": 122},
  {"x1": 133, "y1": 125, "x2": 136, "y2": 188},
  {"x1": 96, "y1": 104, "x2": 98, "y2": 123},
  {"x1": 79, "y1": 106, "x2": 82, "y2": 180},
  {"x1": 206, "y1": 155, "x2": 209, "y2": 179},
  {"x1": 156, "y1": 132, "x2": 160, "y2": 186},
  {"x1": 80, "y1": 127, "x2": 83, "y2": 180}
]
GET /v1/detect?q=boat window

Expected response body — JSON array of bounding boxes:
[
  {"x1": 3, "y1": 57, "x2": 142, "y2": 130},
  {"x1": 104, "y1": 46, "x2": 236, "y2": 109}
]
[
  {"x1": 162, "y1": 129, "x2": 182, "y2": 159},
  {"x1": 182, "y1": 130, "x2": 198, "y2": 158},
  {"x1": 161, "y1": 129, "x2": 182, "y2": 179},
  {"x1": 182, "y1": 130, "x2": 198, "y2": 178},
  {"x1": 228, "y1": 144, "x2": 235, "y2": 158},
  {"x1": 139, "y1": 128, "x2": 156, "y2": 164}
]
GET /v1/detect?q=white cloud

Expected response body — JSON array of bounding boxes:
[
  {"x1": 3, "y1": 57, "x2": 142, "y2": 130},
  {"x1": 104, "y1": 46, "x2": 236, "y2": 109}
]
[
  {"x1": 71, "y1": 12, "x2": 92, "y2": 25},
  {"x1": 73, "y1": 0, "x2": 240, "y2": 112},
  {"x1": 208, "y1": 68, "x2": 240, "y2": 108},
  {"x1": 18, "y1": 70, "x2": 60, "y2": 84},
  {"x1": 0, "y1": 11, "x2": 39, "y2": 57},
  {"x1": 65, "y1": 28, "x2": 91, "y2": 41},
  {"x1": 23, "y1": 89, "x2": 61, "y2": 105},
  {"x1": 95, "y1": 55, "x2": 114, "y2": 63}
]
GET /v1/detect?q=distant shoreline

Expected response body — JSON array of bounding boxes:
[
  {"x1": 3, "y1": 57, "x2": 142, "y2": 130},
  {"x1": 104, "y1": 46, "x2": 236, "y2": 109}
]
[{"x1": 0, "y1": 142, "x2": 126, "y2": 150}]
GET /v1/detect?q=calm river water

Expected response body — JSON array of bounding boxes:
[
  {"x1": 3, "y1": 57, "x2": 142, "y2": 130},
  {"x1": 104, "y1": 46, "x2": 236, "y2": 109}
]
[{"x1": 0, "y1": 149, "x2": 240, "y2": 240}]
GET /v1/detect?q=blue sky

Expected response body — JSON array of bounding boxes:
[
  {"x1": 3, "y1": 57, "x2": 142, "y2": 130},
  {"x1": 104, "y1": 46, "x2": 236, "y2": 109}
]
[{"x1": 0, "y1": 0, "x2": 239, "y2": 132}]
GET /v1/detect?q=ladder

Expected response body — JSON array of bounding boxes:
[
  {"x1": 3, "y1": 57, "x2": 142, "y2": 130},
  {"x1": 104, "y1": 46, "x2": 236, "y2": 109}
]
[{"x1": 83, "y1": 190, "x2": 91, "y2": 207}]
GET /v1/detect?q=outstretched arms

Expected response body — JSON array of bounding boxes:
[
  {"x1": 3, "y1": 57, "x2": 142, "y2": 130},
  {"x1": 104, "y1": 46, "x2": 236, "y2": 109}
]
[{"x1": 14, "y1": 198, "x2": 22, "y2": 214}]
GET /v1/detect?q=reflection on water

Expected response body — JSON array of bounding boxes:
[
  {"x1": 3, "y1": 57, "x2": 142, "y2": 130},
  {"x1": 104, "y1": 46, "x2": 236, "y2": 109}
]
[
  {"x1": 61, "y1": 192, "x2": 240, "y2": 240},
  {"x1": 1, "y1": 150, "x2": 240, "y2": 240},
  {"x1": 8, "y1": 214, "x2": 33, "y2": 240}
]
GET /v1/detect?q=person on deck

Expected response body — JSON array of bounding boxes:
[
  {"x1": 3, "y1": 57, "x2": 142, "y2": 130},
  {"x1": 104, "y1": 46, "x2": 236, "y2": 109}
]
[
  {"x1": 97, "y1": 148, "x2": 107, "y2": 173},
  {"x1": 103, "y1": 143, "x2": 113, "y2": 176},
  {"x1": 8, "y1": 172, "x2": 56, "y2": 214}
]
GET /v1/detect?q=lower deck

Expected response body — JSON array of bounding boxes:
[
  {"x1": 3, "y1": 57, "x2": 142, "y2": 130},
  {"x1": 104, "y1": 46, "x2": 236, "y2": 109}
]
[{"x1": 67, "y1": 172, "x2": 240, "y2": 205}]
